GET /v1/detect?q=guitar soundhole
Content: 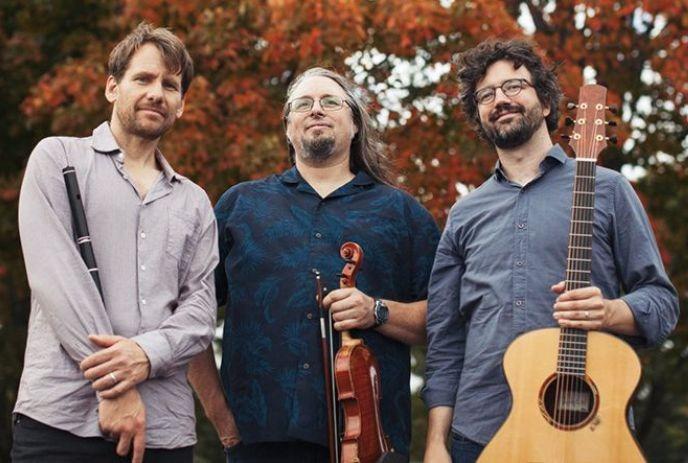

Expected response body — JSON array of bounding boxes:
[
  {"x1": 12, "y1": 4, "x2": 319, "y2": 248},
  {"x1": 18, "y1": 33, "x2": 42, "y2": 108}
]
[{"x1": 539, "y1": 373, "x2": 599, "y2": 430}]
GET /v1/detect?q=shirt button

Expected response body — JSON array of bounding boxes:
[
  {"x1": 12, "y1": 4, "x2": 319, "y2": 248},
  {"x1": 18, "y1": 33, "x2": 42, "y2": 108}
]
[
  {"x1": 517, "y1": 223, "x2": 526, "y2": 230},
  {"x1": 140, "y1": 265, "x2": 146, "y2": 271},
  {"x1": 306, "y1": 313, "x2": 313, "y2": 320},
  {"x1": 140, "y1": 232, "x2": 146, "y2": 239},
  {"x1": 515, "y1": 300, "x2": 524, "y2": 307},
  {"x1": 141, "y1": 299, "x2": 147, "y2": 305},
  {"x1": 303, "y1": 363, "x2": 310, "y2": 370},
  {"x1": 314, "y1": 232, "x2": 323, "y2": 239},
  {"x1": 516, "y1": 260, "x2": 524, "y2": 267}
]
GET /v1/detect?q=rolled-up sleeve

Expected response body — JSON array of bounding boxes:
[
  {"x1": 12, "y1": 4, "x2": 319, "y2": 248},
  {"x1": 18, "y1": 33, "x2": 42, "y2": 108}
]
[
  {"x1": 423, "y1": 207, "x2": 467, "y2": 409},
  {"x1": 612, "y1": 176, "x2": 679, "y2": 347},
  {"x1": 19, "y1": 138, "x2": 113, "y2": 362},
  {"x1": 133, "y1": 199, "x2": 219, "y2": 378}
]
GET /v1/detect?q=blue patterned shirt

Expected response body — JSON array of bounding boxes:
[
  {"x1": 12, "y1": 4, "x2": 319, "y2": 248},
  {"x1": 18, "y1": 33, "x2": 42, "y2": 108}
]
[
  {"x1": 423, "y1": 145, "x2": 679, "y2": 445},
  {"x1": 215, "y1": 166, "x2": 440, "y2": 455}
]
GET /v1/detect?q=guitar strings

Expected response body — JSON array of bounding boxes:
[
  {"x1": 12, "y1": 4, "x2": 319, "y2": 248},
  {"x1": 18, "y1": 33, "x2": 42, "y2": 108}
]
[{"x1": 557, "y1": 94, "x2": 603, "y2": 436}]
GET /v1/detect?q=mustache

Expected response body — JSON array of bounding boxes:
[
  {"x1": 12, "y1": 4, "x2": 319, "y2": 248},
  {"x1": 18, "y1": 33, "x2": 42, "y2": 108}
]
[
  {"x1": 137, "y1": 105, "x2": 167, "y2": 116},
  {"x1": 489, "y1": 103, "x2": 525, "y2": 122}
]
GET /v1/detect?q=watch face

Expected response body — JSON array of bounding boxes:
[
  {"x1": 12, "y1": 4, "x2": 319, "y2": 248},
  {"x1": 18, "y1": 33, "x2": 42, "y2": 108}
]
[{"x1": 375, "y1": 300, "x2": 389, "y2": 326}]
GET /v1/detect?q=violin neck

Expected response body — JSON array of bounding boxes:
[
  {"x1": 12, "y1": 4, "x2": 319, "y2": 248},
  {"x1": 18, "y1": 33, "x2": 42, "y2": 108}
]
[{"x1": 340, "y1": 330, "x2": 363, "y2": 346}]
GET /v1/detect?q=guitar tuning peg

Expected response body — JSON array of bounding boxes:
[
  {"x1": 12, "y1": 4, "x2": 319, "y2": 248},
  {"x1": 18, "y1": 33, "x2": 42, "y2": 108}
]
[
  {"x1": 606, "y1": 136, "x2": 618, "y2": 144},
  {"x1": 565, "y1": 117, "x2": 575, "y2": 126},
  {"x1": 567, "y1": 102, "x2": 578, "y2": 110},
  {"x1": 606, "y1": 120, "x2": 617, "y2": 127},
  {"x1": 606, "y1": 105, "x2": 618, "y2": 114},
  {"x1": 560, "y1": 134, "x2": 571, "y2": 140}
]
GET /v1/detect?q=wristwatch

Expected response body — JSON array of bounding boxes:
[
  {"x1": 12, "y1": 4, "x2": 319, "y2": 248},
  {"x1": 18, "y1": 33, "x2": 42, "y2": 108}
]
[{"x1": 373, "y1": 299, "x2": 389, "y2": 328}]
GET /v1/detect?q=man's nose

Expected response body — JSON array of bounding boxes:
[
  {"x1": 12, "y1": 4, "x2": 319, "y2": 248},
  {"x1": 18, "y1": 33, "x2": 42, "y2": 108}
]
[
  {"x1": 146, "y1": 81, "x2": 164, "y2": 102},
  {"x1": 492, "y1": 87, "x2": 512, "y2": 105},
  {"x1": 309, "y1": 101, "x2": 326, "y2": 115}
]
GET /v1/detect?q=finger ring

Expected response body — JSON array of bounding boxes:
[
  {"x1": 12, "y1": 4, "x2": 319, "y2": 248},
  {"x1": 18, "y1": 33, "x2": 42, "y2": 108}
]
[
  {"x1": 108, "y1": 372, "x2": 118, "y2": 385},
  {"x1": 584, "y1": 311, "x2": 590, "y2": 319}
]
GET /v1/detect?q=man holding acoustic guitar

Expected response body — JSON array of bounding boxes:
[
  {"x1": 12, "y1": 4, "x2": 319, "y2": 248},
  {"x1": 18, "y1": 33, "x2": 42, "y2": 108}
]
[{"x1": 423, "y1": 39, "x2": 679, "y2": 463}]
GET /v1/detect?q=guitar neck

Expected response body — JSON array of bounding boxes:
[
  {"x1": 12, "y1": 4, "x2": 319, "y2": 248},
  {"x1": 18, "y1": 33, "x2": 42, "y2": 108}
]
[
  {"x1": 565, "y1": 159, "x2": 597, "y2": 292},
  {"x1": 557, "y1": 84, "x2": 611, "y2": 376}
]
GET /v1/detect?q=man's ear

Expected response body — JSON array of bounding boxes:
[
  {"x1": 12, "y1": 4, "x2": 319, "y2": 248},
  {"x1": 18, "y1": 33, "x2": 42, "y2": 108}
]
[
  {"x1": 104, "y1": 75, "x2": 118, "y2": 103},
  {"x1": 176, "y1": 98, "x2": 185, "y2": 119}
]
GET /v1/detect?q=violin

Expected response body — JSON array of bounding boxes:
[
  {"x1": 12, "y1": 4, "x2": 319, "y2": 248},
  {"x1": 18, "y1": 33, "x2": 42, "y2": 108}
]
[{"x1": 332, "y1": 242, "x2": 398, "y2": 463}]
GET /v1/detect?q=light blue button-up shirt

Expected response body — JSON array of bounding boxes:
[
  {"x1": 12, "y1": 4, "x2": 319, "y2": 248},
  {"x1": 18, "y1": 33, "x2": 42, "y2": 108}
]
[{"x1": 423, "y1": 144, "x2": 679, "y2": 445}]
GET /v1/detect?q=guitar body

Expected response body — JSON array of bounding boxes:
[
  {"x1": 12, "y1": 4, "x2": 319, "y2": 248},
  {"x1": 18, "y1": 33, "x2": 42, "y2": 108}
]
[{"x1": 478, "y1": 328, "x2": 645, "y2": 462}]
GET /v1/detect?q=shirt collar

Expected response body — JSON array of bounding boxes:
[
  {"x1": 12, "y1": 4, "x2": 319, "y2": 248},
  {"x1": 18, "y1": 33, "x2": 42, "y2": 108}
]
[
  {"x1": 90, "y1": 121, "x2": 182, "y2": 183},
  {"x1": 278, "y1": 166, "x2": 375, "y2": 187},
  {"x1": 494, "y1": 144, "x2": 568, "y2": 182},
  {"x1": 91, "y1": 122, "x2": 121, "y2": 154}
]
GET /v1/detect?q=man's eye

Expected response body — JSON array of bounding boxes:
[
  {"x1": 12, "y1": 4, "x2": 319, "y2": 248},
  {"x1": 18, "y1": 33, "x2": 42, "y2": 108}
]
[
  {"x1": 292, "y1": 99, "x2": 312, "y2": 111},
  {"x1": 476, "y1": 90, "x2": 492, "y2": 102},
  {"x1": 321, "y1": 96, "x2": 341, "y2": 108},
  {"x1": 504, "y1": 82, "x2": 522, "y2": 92}
]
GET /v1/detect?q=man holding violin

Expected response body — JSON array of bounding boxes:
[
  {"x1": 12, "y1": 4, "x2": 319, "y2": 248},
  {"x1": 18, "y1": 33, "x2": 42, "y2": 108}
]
[{"x1": 189, "y1": 67, "x2": 440, "y2": 462}]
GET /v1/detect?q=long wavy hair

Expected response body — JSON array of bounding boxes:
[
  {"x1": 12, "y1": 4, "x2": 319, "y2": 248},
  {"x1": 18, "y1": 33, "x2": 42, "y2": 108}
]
[{"x1": 282, "y1": 67, "x2": 395, "y2": 186}]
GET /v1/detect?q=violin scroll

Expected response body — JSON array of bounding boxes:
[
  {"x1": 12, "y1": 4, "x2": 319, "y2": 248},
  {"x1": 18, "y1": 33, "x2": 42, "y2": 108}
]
[{"x1": 339, "y1": 242, "x2": 363, "y2": 289}]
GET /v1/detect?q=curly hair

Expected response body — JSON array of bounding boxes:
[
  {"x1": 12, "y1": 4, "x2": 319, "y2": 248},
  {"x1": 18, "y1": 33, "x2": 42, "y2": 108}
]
[
  {"x1": 456, "y1": 39, "x2": 562, "y2": 139},
  {"x1": 282, "y1": 67, "x2": 395, "y2": 186}
]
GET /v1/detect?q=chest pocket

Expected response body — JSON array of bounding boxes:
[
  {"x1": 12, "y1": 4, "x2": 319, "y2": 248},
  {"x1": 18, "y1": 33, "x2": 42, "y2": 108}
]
[{"x1": 166, "y1": 210, "x2": 198, "y2": 272}]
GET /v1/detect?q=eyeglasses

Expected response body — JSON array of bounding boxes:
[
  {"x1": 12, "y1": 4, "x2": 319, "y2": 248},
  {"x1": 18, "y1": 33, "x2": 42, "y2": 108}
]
[
  {"x1": 474, "y1": 78, "x2": 533, "y2": 105},
  {"x1": 288, "y1": 95, "x2": 347, "y2": 113}
]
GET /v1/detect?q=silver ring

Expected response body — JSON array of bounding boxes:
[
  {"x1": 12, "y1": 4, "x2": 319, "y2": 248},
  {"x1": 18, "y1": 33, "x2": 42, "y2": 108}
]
[
  {"x1": 584, "y1": 311, "x2": 590, "y2": 319},
  {"x1": 108, "y1": 372, "x2": 118, "y2": 385}
]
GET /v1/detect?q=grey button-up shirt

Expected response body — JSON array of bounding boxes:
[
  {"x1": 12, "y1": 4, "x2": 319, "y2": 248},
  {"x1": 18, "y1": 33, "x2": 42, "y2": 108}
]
[
  {"x1": 15, "y1": 122, "x2": 218, "y2": 448},
  {"x1": 423, "y1": 145, "x2": 679, "y2": 445}
]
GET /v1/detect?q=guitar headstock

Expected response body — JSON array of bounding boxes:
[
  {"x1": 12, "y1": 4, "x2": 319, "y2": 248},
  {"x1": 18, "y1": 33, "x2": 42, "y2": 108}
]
[{"x1": 563, "y1": 84, "x2": 617, "y2": 161}]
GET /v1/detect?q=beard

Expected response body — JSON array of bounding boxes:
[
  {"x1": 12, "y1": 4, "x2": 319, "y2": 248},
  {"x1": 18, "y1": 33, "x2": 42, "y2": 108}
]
[
  {"x1": 116, "y1": 105, "x2": 174, "y2": 141},
  {"x1": 482, "y1": 102, "x2": 545, "y2": 149},
  {"x1": 301, "y1": 134, "x2": 336, "y2": 163}
]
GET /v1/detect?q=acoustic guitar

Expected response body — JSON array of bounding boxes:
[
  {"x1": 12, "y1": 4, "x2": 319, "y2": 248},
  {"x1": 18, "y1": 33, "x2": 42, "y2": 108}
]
[{"x1": 478, "y1": 85, "x2": 645, "y2": 462}]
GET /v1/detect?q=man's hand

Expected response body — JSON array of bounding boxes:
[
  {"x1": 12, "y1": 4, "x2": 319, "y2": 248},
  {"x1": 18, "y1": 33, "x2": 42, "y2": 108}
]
[
  {"x1": 213, "y1": 407, "x2": 242, "y2": 450},
  {"x1": 81, "y1": 335, "x2": 151, "y2": 399},
  {"x1": 423, "y1": 441, "x2": 452, "y2": 463},
  {"x1": 424, "y1": 406, "x2": 453, "y2": 463},
  {"x1": 551, "y1": 281, "x2": 609, "y2": 330},
  {"x1": 551, "y1": 281, "x2": 640, "y2": 335},
  {"x1": 99, "y1": 387, "x2": 146, "y2": 463},
  {"x1": 322, "y1": 287, "x2": 375, "y2": 331}
]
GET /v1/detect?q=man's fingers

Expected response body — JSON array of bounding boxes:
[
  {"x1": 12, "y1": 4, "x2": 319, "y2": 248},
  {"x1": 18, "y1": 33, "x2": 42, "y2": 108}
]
[
  {"x1": 80, "y1": 347, "x2": 116, "y2": 371},
  {"x1": 97, "y1": 379, "x2": 133, "y2": 398},
  {"x1": 329, "y1": 298, "x2": 359, "y2": 314},
  {"x1": 89, "y1": 365, "x2": 120, "y2": 389},
  {"x1": 554, "y1": 298, "x2": 605, "y2": 313},
  {"x1": 556, "y1": 286, "x2": 601, "y2": 302},
  {"x1": 550, "y1": 280, "x2": 566, "y2": 293},
  {"x1": 84, "y1": 359, "x2": 119, "y2": 381},
  {"x1": 116, "y1": 431, "x2": 133, "y2": 457},
  {"x1": 322, "y1": 288, "x2": 353, "y2": 308},
  {"x1": 131, "y1": 428, "x2": 146, "y2": 463},
  {"x1": 332, "y1": 308, "x2": 359, "y2": 323},
  {"x1": 89, "y1": 334, "x2": 124, "y2": 348}
]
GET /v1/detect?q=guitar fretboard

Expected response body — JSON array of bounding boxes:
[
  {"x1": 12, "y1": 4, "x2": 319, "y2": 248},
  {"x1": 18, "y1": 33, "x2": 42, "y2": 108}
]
[{"x1": 557, "y1": 159, "x2": 597, "y2": 376}]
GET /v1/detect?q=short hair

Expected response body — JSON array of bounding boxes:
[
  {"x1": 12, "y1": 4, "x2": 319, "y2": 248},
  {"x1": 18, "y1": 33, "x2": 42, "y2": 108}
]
[
  {"x1": 282, "y1": 67, "x2": 395, "y2": 186},
  {"x1": 107, "y1": 22, "x2": 194, "y2": 96},
  {"x1": 456, "y1": 39, "x2": 562, "y2": 138}
]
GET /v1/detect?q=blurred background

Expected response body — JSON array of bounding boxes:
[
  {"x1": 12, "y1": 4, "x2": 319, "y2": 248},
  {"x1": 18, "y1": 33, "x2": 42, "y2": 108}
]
[{"x1": 0, "y1": 1, "x2": 686, "y2": 461}]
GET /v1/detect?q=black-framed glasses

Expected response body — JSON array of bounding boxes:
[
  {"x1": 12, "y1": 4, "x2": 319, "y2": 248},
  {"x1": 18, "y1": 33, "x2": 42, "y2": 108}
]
[
  {"x1": 288, "y1": 95, "x2": 346, "y2": 113},
  {"x1": 474, "y1": 78, "x2": 533, "y2": 105}
]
